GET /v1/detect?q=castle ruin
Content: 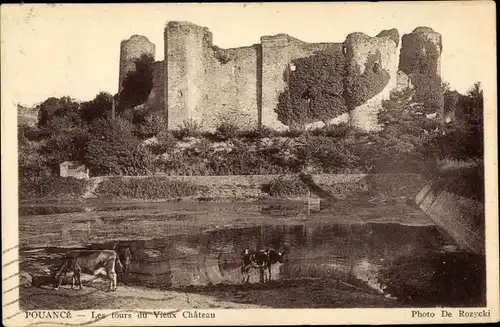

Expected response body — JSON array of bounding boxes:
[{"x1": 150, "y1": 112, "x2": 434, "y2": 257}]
[{"x1": 118, "y1": 21, "x2": 442, "y2": 132}]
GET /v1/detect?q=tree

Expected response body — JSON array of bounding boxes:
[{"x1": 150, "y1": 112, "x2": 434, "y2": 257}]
[
  {"x1": 81, "y1": 92, "x2": 113, "y2": 123},
  {"x1": 118, "y1": 53, "x2": 154, "y2": 112},
  {"x1": 136, "y1": 111, "x2": 166, "y2": 139},
  {"x1": 84, "y1": 118, "x2": 154, "y2": 175},
  {"x1": 37, "y1": 96, "x2": 81, "y2": 129},
  {"x1": 41, "y1": 129, "x2": 89, "y2": 166},
  {"x1": 465, "y1": 82, "x2": 484, "y2": 124}
]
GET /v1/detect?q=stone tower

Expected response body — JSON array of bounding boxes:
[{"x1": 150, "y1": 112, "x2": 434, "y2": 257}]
[
  {"x1": 399, "y1": 27, "x2": 444, "y2": 119},
  {"x1": 399, "y1": 27, "x2": 442, "y2": 77},
  {"x1": 118, "y1": 35, "x2": 156, "y2": 92},
  {"x1": 164, "y1": 21, "x2": 211, "y2": 130},
  {"x1": 343, "y1": 30, "x2": 399, "y2": 132}
]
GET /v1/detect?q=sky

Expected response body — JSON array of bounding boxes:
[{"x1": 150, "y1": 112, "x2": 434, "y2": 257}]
[{"x1": 1, "y1": 2, "x2": 496, "y2": 107}]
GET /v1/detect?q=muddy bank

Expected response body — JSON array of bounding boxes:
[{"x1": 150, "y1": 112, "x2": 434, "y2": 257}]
[
  {"x1": 18, "y1": 282, "x2": 265, "y2": 310},
  {"x1": 171, "y1": 278, "x2": 400, "y2": 308},
  {"x1": 378, "y1": 251, "x2": 486, "y2": 307}
]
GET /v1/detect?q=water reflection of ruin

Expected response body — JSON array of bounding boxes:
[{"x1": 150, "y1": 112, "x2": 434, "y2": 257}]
[{"x1": 100, "y1": 223, "x2": 446, "y2": 289}]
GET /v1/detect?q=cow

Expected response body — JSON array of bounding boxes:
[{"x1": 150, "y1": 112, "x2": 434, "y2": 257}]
[
  {"x1": 240, "y1": 248, "x2": 287, "y2": 284},
  {"x1": 240, "y1": 248, "x2": 267, "y2": 284},
  {"x1": 53, "y1": 250, "x2": 123, "y2": 292},
  {"x1": 262, "y1": 249, "x2": 287, "y2": 282},
  {"x1": 113, "y1": 244, "x2": 134, "y2": 284}
]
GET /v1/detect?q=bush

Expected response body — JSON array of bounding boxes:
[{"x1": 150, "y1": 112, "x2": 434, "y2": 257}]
[
  {"x1": 174, "y1": 119, "x2": 202, "y2": 140},
  {"x1": 84, "y1": 118, "x2": 154, "y2": 176},
  {"x1": 309, "y1": 123, "x2": 352, "y2": 138},
  {"x1": 206, "y1": 146, "x2": 291, "y2": 175},
  {"x1": 214, "y1": 121, "x2": 240, "y2": 140},
  {"x1": 96, "y1": 177, "x2": 206, "y2": 200},
  {"x1": 37, "y1": 96, "x2": 82, "y2": 129},
  {"x1": 80, "y1": 92, "x2": 113, "y2": 124},
  {"x1": 41, "y1": 128, "x2": 89, "y2": 166},
  {"x1": 148, "y1": 129, "x2": 177, "y2": 155},
  {"x1": 432, "y1": 159, "x2": 484, "y2": 202},
  {"x1": 262, "y1": 178, "x2": 308, "y2": 197},
  {"x1": 137, "y1": 111, "x2": 167, "y2": 139},
  {"x1": 19, "y1": 176, "x2": 87, "y2": 201},
  {"x1": 294, "y1": 136, "x2": 360, "y2": 173},
  {"x1": 239, "y1": 126, "x2": 275, "y2": 139}
]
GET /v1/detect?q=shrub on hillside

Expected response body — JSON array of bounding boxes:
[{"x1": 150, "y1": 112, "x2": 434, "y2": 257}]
[
  {"x1": 37, "y1": 96, "x2": 82, "y2": 129},
  {"x1": 80, "y1": 92, "x2": 113, "y2": 124},
  {"x1": 18, "y1": 124, "x2": 52, "y2": 142},
  {"x1": 96, "y1": 177, "x2": 206, "y2": 200},
  {"x1": 155, "y1": 152, "x2": 210, "y2": 176},
  {"x1": 137, "y1": 111, "x2": 167, "y2": 139},
  {"x1": 261, "y1": 178, "x2": 308, "y2": 197},
  {"x1": 214, "y1": 121, "x2": 240, "y2": 140},
  {"x1": 148, "y1": 129, "x2": 177, "y2": 155},
  {"x1": 174, "y1": 119, "x2": 203, "y2": 140},
  {"x1": 19, "y1": 176, "x2": 87, "y2": 201},
  {"x1": 41, "y1": 128, "x2": 89, "y2": 166},
  {"x1": 84, "y1": 118, "x2": 155, "y2": 176},
  {"x1": 294, "y1": 136, "x2": 360, "y2": 173},
  {"x1": 309, "y1": 123, "x2": 352, "y2": 138},
  {"x1": 432, "y1": 160, "x2": 484, "y2": 202},
  {"x1": 206, "y1": 147, "x2": 291, "y2": 175}
]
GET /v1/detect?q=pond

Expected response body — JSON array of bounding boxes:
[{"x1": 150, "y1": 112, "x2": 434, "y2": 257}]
[{"x1": 20, "y1": 221, "x2": 485, "y2": 307}]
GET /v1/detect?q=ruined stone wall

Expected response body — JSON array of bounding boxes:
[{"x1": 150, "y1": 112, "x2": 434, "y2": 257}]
[
  {"x1": 118, "y1": 35, "x2": 155, "y2": 92},
  {"x1": 261, "y1": 35, "x2": 343, "y2": 130},
  {"x1": 201, "y1": 45, "x2": 260, "y2": 130},
  {"x1": 125, "y1": 22, "x2": 441, "y2": 133},
  {"x1": 165, "y1": 21, "x2": 260, "y2": 131}
]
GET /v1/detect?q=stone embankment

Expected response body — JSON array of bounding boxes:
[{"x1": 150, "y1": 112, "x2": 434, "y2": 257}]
[
  {"x1": 82, "y1": 173, "x2": 427, "y2": 202},
  {"x1": 415, "y1": 184, "x2": 485, "y2": 255}
]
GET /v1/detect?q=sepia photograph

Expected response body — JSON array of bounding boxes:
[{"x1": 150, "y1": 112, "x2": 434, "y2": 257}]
[{"x1": 2, "y1": 2, "x2": 498, "y2": 325}]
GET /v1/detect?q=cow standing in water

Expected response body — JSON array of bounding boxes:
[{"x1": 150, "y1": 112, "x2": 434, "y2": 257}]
[
  {"x1": 53, "y1": 250, "x2": 123, "y2": 292},
  {"x1": 113, "y1": 244, "x2": 134, "y2": 285},
  {"x1": 240, "y1": 248, "x2": 287, "y2": 283},
  {"x1": 240, "y1": 249, "x2": 267, "y2": 284},
  {"x1": 263, "y1": 249, "x2": 287, "y2": 282}
]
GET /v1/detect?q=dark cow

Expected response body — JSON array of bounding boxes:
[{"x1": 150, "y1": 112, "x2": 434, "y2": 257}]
[
  {"x1": 240, "y1": 248, "x2": 287, "y2": 283},
  {"x1": 53, "y1": 250, "x2": 123, "y2": 291},
  {"x1": 113, "y1": 244, "x2": 134, "y2": 284},
  {"x1": 263, "y1": 249, "x2": 287, "y2": 282},
  {"x1": 240, "y1": 249, "x2": 267, "y2": 284}
]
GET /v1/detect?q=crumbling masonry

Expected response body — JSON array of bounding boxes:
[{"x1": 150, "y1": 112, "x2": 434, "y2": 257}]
[{"x1": 118, "y1": 21, "x2": 442, "y2": 132}]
